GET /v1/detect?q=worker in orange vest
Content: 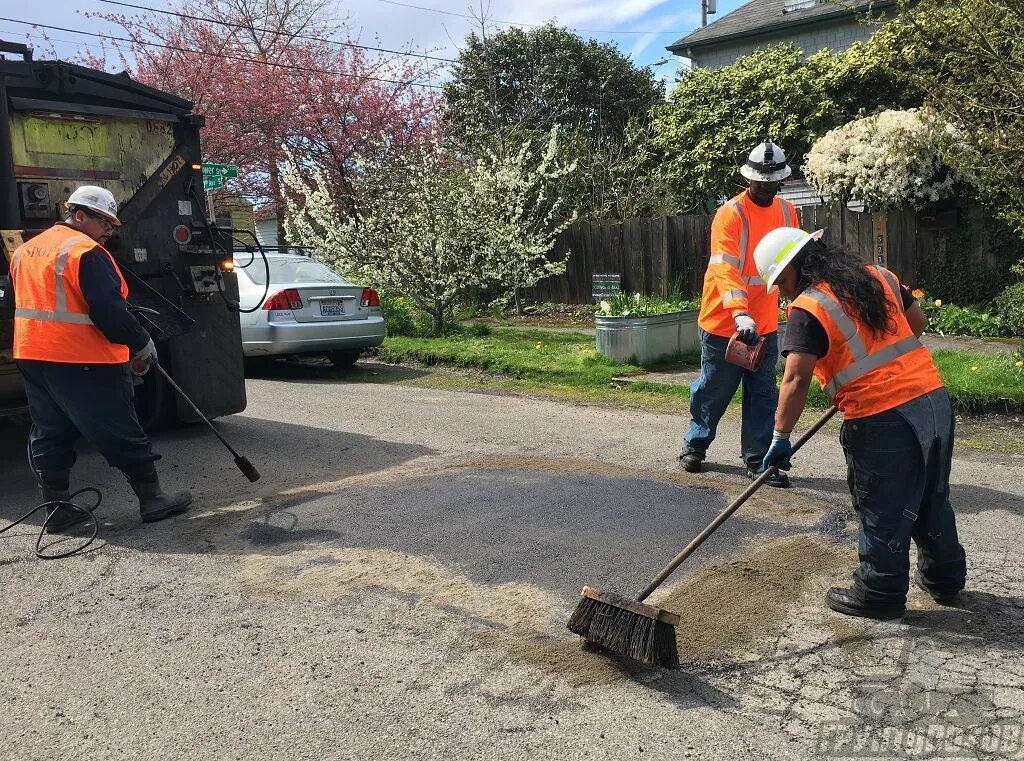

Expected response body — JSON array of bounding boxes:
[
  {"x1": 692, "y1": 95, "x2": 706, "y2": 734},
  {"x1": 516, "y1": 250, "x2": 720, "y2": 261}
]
[
  {"x1": 11, "y1": 186, "x2": 192, "y2": 532},
  {"x1": 754, "y1": 227, "x2": 966, "y2": 619},
  {"x1": 679, "y1": 142, "x2": 798, "y2": 487}
]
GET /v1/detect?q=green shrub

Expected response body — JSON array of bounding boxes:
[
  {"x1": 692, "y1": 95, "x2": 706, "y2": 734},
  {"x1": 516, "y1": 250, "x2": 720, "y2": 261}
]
[
  {"x1": 466, "y1": 323, "x2": 493, "y2": 337},
  {"x1": 379, "y1": 291, "x2": 433, "y2": 337},
  {"x1": 596, "y1": 292, "x2": 700, "y2": 317},
  {"x1": 995, "y1": 283, "x2": 1024, "y2": 336},
  {"x1": 914, "y1": 292, "x2": 1008, "y2": 337}
]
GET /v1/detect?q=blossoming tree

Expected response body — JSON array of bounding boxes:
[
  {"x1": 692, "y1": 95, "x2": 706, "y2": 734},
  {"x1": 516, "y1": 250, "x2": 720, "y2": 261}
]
[
  {"x1": 82, "y1": 0, "x2": 441, "y2": 241},
  {"x1": 803, "y1": 109, "x2": 960, "y2": 210},
  {"x1": 284, "y1": 130, "x2": 576, "y2": 333}
]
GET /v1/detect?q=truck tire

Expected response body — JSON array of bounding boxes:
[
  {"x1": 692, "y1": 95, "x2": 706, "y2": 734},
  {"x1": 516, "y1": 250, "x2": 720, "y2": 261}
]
[{"x1": 133, "y1": 352, "x2": 177, "y2": 431}]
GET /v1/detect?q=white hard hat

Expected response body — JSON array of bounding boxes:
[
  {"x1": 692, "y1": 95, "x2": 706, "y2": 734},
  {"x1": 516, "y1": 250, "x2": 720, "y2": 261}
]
[
  {"x1": 65, "y1": 185, "x2": 122, "y2": 226},
  {"x1": 740, "y1": 141, "x2": 792, "y2": 183},
  {"x1": 753, "y1": 226, "x2": 824, "y2": 290}
]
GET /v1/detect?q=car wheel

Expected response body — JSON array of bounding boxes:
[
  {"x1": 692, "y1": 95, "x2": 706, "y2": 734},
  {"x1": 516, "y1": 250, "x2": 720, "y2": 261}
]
[{"x1": 329, "y1": 350, "x2": 360, "y2": 368}]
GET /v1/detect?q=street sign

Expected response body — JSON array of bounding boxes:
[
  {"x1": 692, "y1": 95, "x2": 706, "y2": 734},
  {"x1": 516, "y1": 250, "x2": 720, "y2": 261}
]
[{"x1": 201, "y1": 163, "x2": 238, "y2": 192}]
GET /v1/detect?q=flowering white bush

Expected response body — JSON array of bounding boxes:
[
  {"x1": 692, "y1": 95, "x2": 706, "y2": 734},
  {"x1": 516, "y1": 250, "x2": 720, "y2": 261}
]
[
  {"x1": 283, "y1": 129, "x2": 576, "y2": 334},
  {"x1": 804, "y1": 109, "x2": 960, "y2": 210}
]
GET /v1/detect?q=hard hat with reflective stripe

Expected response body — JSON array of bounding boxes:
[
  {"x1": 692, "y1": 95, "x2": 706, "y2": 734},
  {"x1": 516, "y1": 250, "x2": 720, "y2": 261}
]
[
  {"x1": 65, "y1": 185, "x2": 122, "y2": 226},
  {"x1": 752, "y1": 226, "x2": 824, "y2": 290},
  {"x1": 740, "y1": 141, "x2": 792, "y2": 183}
]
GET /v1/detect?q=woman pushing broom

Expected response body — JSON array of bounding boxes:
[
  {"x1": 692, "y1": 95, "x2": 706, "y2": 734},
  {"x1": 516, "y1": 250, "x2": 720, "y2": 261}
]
[
  {"x1": 568, "y1": 229, "x2": 967, "y2": 668},
  {"x1": 755, "y1": 227, "x2": 967, "y2": 619}
]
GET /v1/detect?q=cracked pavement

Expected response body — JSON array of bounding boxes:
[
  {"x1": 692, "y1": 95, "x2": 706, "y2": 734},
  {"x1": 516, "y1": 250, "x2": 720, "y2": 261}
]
[{"x1": 0, "y1": 362, "x2": 1022, "y2": 760}]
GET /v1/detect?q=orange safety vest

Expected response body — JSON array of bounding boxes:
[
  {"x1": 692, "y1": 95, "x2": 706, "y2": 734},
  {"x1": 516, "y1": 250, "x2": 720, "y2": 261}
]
[
  {"x1": 698, "y1": 191, "x2": 798, "y2": 338},
  {"x1": 11, "y1": 224, "x2": 131, "y2": 364},
  {"x1": 790, "y1": 266, "x2": 944, "y2": 420}
]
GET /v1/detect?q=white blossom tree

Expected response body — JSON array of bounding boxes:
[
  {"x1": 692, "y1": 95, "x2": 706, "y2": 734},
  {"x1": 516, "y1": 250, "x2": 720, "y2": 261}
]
[
  {"x1": 284, "y1": 129, "x2": 576, "y2": 334},
  {"x1": 804, "y1": 109, "x2": 961, "y2": 210}
]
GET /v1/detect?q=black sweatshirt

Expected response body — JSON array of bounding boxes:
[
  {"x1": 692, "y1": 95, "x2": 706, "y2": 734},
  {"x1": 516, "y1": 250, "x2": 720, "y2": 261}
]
[{"x1": 73, "y1": 238, "x2": 152, "y2": 353}]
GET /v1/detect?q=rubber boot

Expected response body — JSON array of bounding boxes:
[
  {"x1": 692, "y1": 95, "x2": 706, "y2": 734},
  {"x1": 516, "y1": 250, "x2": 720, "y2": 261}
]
[
  {"x1": 37, "y1": 470, "x2": 89, "y2": 534},
  {"x1": 121, "y1": 462, "x2": 193, "y2": 523}
]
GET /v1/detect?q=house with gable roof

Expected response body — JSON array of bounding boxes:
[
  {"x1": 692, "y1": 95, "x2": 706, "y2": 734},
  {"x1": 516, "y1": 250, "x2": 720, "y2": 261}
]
[{"x1": 667, "y1": 0, "x2": 897, "y2": 71}]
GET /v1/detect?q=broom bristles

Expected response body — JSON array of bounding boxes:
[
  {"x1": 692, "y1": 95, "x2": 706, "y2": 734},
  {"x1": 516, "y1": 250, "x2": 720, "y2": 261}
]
[{"x1": 567, "y1": 591, "x2": 679, "y2": 669}]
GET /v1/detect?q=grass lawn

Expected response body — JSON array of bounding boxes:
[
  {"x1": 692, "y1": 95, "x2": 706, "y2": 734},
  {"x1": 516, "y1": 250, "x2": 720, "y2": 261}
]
[{"x1": 374, "y1": 328, "x2": 1024, "y2": 415}]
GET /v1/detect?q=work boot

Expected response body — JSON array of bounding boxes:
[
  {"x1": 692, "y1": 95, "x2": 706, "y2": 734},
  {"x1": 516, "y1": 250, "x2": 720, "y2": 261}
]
[
  {"x1": 747, "y1": 468, "x2": 791, "y2": 488},
  {"x1": 914, "y1": 570, "x2": 961, "y2": 606},
  {"x1": 37, "y1": 470, "x2": 90, "y2": 534},
  {"x1": 826, "y1": 587, "x2": 905, "y2": 620},
  {"x1": 122, "y1": 462, "x2": 193, "y2": 523},
  {"x1": 679, "y1": 453, "x2": 703, "y2": 473}
]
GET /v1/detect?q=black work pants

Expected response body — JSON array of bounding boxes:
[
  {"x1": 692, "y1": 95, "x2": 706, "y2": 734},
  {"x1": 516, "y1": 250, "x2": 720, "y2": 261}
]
[
  {"x1": 17, "y1": 360, "x2": 157, "y2": 473},
  {"x1": 840, "y1": 388, "x2": 967, "y2": 605}
]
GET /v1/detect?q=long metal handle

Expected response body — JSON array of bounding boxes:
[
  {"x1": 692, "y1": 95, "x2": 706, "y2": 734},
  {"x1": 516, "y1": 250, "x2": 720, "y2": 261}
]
[
  {"x1": 153, "y1": 363, "x2": 261, "y2": 482},
  {"x1": 635, "y1": 405, "x2": 839, "y2": 601},
  {"x1": 152, "y1": 363, "x2": 238, "y2": 455}
]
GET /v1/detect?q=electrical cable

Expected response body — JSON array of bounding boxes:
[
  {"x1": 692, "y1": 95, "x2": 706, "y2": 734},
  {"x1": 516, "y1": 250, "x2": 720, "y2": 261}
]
[
  {"x1": 0, "y1": 491, "x2": 102, "y2": 560},
  {"x1": 185, "y1": 182, "x2": 270, "y2": 314},
  {"x1": 1, "y1": 441, "x2": 101, "y2": 559},
  {"x1": 95, "y1": 0, "x2": 457, "y2": 63},
  {"x1": 0, "y1": 16, "x2": 444, "y2": 89},
  {"x1": 374, "y1": 0, "x2": 686, "y2": 35}
]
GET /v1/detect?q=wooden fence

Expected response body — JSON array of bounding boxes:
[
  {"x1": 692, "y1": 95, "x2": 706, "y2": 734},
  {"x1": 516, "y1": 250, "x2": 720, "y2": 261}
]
[{"x1": 527, "y1": 202, "x2": 977, "y2": 304}]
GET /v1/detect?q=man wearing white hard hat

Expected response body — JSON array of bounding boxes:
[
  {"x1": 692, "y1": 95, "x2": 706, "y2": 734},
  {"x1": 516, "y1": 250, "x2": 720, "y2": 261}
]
[
  {"x1": 10, "y1": 185, "x2": 192, "y2": 532},
  {"x1": 679, "y1": 141, "x2": 798, "y2": 487},
  {"x1": 754, "y1": 227, "x2": 966, "y2": 619}
]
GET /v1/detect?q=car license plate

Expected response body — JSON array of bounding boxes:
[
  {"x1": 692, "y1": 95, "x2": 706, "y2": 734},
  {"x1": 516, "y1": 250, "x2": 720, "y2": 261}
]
[{"x1": 320, "y1": 300, "x2": 345, "y2": 316}]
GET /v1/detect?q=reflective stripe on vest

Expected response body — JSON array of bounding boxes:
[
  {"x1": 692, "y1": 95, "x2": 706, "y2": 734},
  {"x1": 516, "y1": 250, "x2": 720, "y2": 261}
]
[
  {"x1": 709, "y1": 253, "x2": 741, "y2": 268},
  {"x1": 14, "y1": 234, "x2": 97, "y2": 327},
  {"x1": 803, "y1": 274, "x2": 924, "y2": 398},
  {"x1": 719, "y1": 288, "x2": 746, "y2": 304},
  {"x1": 15, "y1": 307, "x2": 94, "y2": 325},
  {"x1": 781, "y1": 201, "x2": 793, "y2": 227},
  {"x1": 726, "y1": 200, "x2": 750, "y2": 273},
  {"x1": 824, "y1": 336, "x2": 924, "y2": 397}
]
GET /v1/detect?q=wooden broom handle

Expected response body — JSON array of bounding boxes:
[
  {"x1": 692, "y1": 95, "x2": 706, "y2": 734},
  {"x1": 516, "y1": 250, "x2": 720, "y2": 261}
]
[{"x1": 636, "y1": 405, "x2": 839, "y2": 602}]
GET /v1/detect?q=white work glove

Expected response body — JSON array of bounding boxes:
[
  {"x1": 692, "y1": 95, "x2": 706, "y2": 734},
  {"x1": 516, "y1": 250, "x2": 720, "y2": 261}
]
[
  {"x1": 130, "y1": 338, "x2": 158, "y2": 377},
  {"x1": 733, "y1": 312, "x2": 758, "y2": 346}
]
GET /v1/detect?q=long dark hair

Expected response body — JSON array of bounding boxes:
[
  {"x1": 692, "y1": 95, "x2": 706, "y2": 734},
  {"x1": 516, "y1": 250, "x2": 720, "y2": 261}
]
[{"x1": 793, "y1": 241, "x2": 896, "y2": 338}]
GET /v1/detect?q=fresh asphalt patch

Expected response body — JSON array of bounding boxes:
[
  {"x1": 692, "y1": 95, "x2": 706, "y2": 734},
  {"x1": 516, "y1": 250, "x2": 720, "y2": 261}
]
[{"x1": 234, "y1": 466, "x2": 796, "y2": 600}]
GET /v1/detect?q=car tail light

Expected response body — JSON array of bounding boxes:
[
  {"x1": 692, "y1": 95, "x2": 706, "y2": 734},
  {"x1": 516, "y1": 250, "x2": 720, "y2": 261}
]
[
  {"x1": 360, "y1": 288, "x2": 380, "y2": 307},
  {"x1": 263, "y1": 288, "x2": 304, "y2": 310}
]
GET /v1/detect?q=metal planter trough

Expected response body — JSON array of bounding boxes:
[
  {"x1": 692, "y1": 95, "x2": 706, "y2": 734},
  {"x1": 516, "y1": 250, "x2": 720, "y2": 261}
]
[{"x1": 596, "y1": 310, "x2": 699, "y2": 366}]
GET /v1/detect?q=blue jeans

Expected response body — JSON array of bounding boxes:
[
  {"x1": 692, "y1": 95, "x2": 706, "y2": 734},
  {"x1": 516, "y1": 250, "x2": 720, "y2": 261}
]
[
  {"x1": 683, "y1": 329, "x2": 779, "y2": 470},
  {"x1": 17, "y1": 360, "x2": 157, "y2": 473},
  {"x1": 841, "y1": 388, "x2": 966, "y2": 605}
]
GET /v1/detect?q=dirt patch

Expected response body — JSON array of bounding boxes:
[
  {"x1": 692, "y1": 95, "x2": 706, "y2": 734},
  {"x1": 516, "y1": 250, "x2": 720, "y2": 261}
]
[
  {"x1": 238, "y1": 534, "x2": 858, "y2": 684},
  {"x1": 239, "y1": 546, "x2": 635, "y2": 686},
  {"x1": 651, "y1": 534, "x2": 856, "y2": 664},
  {"x1": 240, "y1": 546, "x2": 561, "y2": 632}
]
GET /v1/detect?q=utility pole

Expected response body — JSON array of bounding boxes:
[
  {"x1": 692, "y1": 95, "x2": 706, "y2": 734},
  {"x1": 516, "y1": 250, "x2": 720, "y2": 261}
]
[{"x1": 702, "y1": 0, "x2": 717, "y2": 27}]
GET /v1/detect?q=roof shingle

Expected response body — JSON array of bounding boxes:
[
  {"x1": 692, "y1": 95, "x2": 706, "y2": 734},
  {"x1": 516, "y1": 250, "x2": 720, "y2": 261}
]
[{"x1": 668, "y1": 0, "x2": 894, "y2": 51}]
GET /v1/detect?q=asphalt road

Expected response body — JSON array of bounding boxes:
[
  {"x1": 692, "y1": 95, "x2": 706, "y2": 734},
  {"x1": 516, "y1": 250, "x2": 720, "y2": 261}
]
[{"x1": 1, "y1": 362, "x2": 1022, "y2": 760}]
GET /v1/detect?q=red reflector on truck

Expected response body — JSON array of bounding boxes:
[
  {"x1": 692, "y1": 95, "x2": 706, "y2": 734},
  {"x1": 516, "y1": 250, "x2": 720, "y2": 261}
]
[
  {"x1": 360, "y1": 288, "x2": 380, "y2": 307},
  {"x1": 263, "y1": 289, "x2": 304, "y2": 310}
]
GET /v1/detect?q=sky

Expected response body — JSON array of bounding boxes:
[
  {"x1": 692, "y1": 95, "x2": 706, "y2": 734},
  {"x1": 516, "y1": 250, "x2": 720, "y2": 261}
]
[{"x1": 1, "y1": 0, "x2": 750, "y2": 91}]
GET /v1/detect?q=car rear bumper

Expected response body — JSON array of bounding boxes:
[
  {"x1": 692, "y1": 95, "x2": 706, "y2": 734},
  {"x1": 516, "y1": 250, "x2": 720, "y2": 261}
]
[{"x1": 242, "y1": 316, "x2": 386, "y2": 356}]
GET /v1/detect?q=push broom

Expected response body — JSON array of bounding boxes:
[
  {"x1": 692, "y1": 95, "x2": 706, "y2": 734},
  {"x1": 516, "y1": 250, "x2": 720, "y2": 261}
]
[{"x1": 567, "y1": 405, "x2": 838, "y2": 669}]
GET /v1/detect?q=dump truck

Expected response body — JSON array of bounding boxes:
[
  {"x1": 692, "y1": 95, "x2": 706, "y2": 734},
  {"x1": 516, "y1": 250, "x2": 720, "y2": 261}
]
[{"x1": 0, "y1": 40, "x2": 247, "y2": 428}]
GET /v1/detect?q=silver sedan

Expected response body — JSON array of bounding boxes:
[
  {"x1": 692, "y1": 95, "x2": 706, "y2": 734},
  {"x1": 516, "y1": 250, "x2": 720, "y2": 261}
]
[{"x1": 235, "y1": 253, "x2": 385, "y2": 367}]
